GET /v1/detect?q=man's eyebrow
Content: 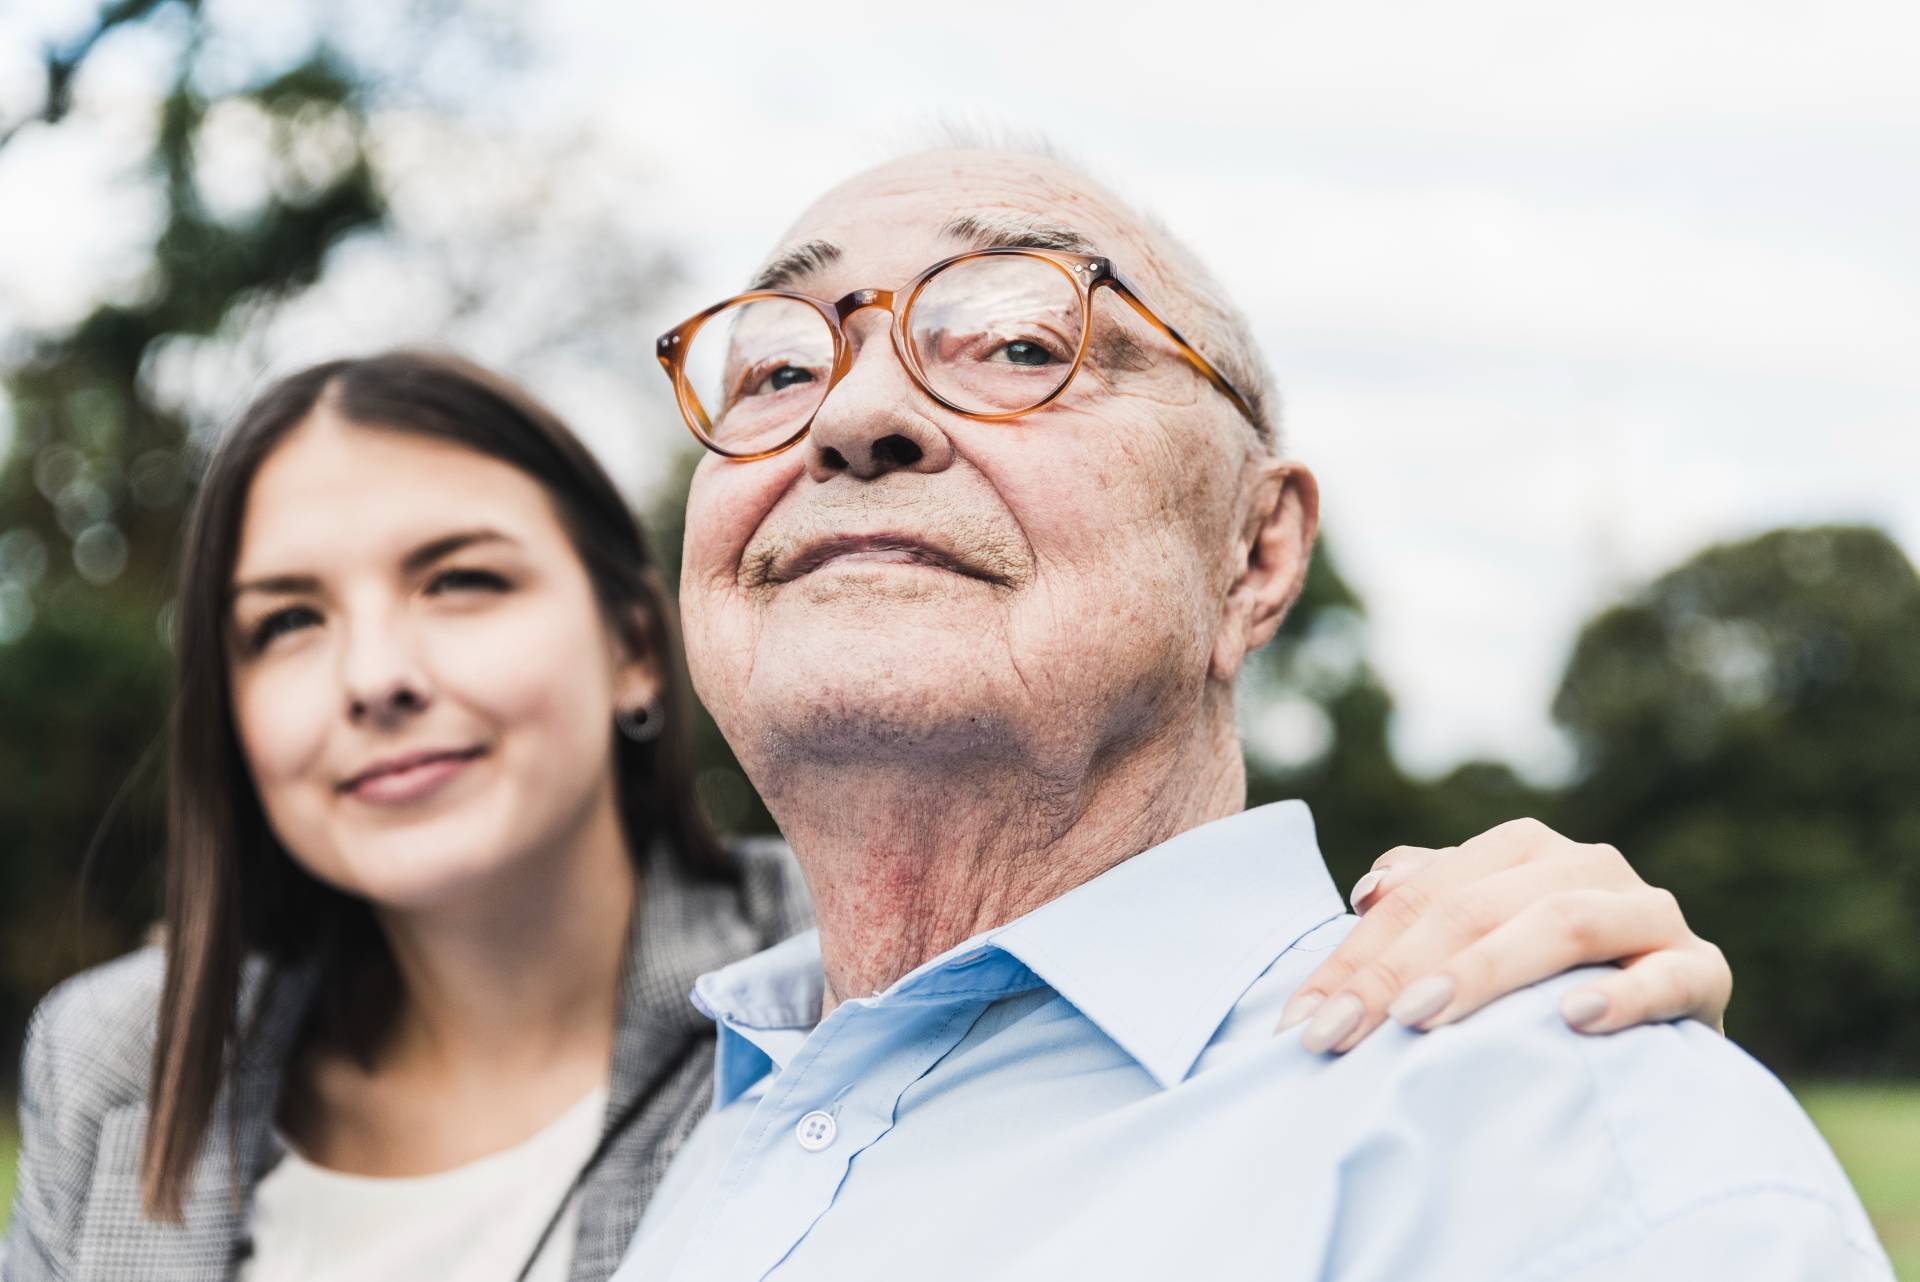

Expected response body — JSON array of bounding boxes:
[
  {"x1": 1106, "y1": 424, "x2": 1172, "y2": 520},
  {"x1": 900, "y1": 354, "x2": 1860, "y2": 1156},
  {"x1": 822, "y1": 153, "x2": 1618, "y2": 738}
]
[
  {"x1": 228, "y1": 529, "x2": 518, "y2": 604},
  {"x1": 747, "y1": 218, "x2": 1094, "y2": 294},
  {"x1": 940, "y1": 213, "x2": 1098, "y2": 255},
  {"x1": 751, "y1": 240, "x2": 842, "y2": 292}
]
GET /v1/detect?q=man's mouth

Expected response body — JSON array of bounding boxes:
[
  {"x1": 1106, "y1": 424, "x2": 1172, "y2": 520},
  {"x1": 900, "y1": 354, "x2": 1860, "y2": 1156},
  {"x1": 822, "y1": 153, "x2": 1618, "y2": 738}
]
[{"x1": 767, "y1": 534, "x2": 1011, "y2": 586}]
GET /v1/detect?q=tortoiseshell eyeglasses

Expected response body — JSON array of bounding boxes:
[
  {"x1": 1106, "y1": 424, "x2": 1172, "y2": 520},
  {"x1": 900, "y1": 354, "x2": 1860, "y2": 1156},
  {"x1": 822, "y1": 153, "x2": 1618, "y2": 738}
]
[{"x1": 655, "y1": 247, "x2": 1259, "y2": 461}]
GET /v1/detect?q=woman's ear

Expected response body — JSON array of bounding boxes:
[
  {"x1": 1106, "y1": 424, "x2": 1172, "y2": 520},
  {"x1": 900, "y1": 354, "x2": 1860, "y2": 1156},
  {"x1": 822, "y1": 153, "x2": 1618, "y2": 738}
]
[
  {"x1": 611, "y1": 603, "x2": 663, "y2": 710},
  {"x1": 1211, "y1": 460, "x2": 1320, "y2": 683}
]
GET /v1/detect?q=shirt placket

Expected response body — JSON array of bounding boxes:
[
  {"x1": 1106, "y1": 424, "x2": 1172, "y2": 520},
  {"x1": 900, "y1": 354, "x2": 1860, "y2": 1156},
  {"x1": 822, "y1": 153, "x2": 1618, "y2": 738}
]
[{"x1": 673, "y1": 995, "x2": 994, "y2": 1281}]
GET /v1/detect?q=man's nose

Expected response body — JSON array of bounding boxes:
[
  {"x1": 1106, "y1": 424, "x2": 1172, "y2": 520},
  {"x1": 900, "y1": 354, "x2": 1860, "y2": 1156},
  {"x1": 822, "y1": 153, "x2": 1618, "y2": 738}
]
[
  {"x1": 339, "y1": 617, "x2": 432, "y2": 729},
  {"x1": 804, "y1": 311, "x2": 955, "y2": 483}
]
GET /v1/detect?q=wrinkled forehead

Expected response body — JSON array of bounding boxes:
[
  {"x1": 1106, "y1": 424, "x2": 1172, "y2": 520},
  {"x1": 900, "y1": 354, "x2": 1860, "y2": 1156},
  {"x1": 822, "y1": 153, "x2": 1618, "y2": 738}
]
[{"x1": 758, "y1": 149, "x2": 1159, "y2": 293}]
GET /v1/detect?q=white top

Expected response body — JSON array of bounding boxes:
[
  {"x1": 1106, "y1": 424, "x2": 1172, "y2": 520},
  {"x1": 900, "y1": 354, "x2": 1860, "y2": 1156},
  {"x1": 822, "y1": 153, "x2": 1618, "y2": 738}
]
[{"x1": 239, "y1": 1085, "x2": 609, "y2": 1282}]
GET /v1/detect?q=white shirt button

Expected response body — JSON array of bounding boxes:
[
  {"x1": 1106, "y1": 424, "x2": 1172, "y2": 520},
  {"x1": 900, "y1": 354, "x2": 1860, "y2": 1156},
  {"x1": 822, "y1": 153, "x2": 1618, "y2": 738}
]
[{"x1": 795, "y1": 1110, "x2": 837, "y2": 1152}]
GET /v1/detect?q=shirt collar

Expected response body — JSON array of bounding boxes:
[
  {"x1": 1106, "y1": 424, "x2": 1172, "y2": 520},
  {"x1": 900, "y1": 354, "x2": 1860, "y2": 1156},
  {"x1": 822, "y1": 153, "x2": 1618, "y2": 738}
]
[
  {"x1": 984, "y1": 800, "x2": 1342, "y2": 1088},
  {"x1": 693, "y1": 801, "x2": 1343, "y2": 1102}
]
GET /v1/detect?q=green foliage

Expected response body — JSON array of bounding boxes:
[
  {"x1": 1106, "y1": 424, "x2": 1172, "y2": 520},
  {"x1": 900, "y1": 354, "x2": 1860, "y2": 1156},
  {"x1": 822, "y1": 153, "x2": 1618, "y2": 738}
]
[
  {"x1": 1554, "y1": 527, "x2": 1920, "y2": 1073},
  {"x1": 0, "y1": 595, "x2": 170, "y2": 1043},
  {"x1": 641, "y1": 448, "x2": 776, "y2": 841},
  {"x1": 1246, "y1": 546, "x2": 1415, "y2": 889},
  {"x1": 0, "y1": 1, "x2": 388, "y2": 1054},
  {"x1": 3, "y1": 28, "x2": 383, "y2": 608},
  {"x1": 1244, "y1": 546, "x2": 1552, "y2": 891}
]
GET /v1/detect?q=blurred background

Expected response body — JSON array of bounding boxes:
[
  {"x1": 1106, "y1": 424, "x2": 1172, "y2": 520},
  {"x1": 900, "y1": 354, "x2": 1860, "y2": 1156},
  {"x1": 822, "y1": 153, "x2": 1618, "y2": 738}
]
[{"x1": 1, "y1": 0, "x2": 1916, "y2": 1271}]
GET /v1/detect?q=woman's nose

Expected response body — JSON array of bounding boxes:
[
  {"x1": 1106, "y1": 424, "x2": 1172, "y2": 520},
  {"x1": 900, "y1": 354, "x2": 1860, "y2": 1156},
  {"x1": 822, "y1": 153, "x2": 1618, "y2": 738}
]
[
  {"x1": 339, "y1": 618, "x2": 432, "y2": 729},
  {"x1": 348, "y1": 679, "x2": 430, "y2": 729}
]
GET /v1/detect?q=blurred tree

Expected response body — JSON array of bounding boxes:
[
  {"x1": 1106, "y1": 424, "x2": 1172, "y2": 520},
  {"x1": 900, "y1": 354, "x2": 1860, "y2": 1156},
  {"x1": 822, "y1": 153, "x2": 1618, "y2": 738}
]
[
  {"x1": 0, "y1": 0, "x2": 388, "y2": 1054},
  {"x1": 2, "y1": 14, "x2": 383, "y2": 600},
  {"x1": 0, "y1": 597, "x2": 169, "y2": 1002},
  {"x1": 1553, "y1": 525, "x2": 1920, "y2": 1073},
  {"x1": 643, "y1": 448, "x2": 777, "y2": 842},
  {"x1": 1243, "y1": 542, "x2": 1551, "y2": 890},
  {"x1": 0, "y1": 0, "x2": 684, "y2": 1066}
]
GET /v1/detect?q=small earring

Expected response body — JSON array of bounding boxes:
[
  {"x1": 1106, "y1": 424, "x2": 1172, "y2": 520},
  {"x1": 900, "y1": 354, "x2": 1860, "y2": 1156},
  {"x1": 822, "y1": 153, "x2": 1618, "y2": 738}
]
[{"x1": 616, "y1": 695, "x2": 665, "y2": 743}]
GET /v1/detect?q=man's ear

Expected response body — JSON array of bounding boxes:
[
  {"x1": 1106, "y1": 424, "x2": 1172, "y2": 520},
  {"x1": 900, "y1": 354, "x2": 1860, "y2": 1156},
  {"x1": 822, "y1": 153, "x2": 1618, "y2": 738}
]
[{"x1": 1210, "y1": 460, "x2": 1319, "y2": 683}]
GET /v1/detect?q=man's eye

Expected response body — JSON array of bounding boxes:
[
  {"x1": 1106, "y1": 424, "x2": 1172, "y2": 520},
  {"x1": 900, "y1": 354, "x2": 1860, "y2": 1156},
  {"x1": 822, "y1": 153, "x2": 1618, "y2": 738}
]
[
  {"x1": 989, "y1": 340, "x2": 1059, "y2": 367},
  {"x1": 755, "y1": 364, "x2": 817, "y2": 395},
  {"x1": 427, "y1": 568, "x2": 510, "y2": 595},
  {"x1": 248, "y1": 606, "x2": 320, "y2": 652}
]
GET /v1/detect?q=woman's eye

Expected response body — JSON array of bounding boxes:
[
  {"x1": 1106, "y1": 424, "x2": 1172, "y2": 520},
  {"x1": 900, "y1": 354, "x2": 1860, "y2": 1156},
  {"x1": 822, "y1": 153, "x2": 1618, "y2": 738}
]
[
  {"x1": 427, "y1": 568, "x2": 510, "y2": 595},
  {"x1": 248, "y1": 606, "x2": 320, "y2": 652}
]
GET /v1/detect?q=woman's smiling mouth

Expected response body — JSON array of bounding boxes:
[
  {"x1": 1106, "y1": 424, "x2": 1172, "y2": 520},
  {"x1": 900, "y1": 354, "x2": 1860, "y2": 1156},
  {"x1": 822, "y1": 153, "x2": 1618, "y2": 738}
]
[{"x1": 338, "y1": 746, "x2": 488, "y2": 805}]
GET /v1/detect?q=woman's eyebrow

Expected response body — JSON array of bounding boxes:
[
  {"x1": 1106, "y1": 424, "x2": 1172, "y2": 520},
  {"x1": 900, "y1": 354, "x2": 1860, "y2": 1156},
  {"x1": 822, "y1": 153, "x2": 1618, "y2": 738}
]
[
  {"x1": 228, "y1": 529, "x2": 519, "y2": 603},
  {"x1": 400, "y1": 528, "x2": 519, "y2": 574},
  {"x1": 229, "y1": 573, "x2": 319, "y2": 602}
]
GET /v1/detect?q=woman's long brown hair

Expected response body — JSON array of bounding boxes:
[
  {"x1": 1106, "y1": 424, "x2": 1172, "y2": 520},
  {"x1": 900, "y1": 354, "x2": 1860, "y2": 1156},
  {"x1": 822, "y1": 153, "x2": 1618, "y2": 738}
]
[{"x1": 142, "y1": 351, "x2": 733, "y2": 1219}]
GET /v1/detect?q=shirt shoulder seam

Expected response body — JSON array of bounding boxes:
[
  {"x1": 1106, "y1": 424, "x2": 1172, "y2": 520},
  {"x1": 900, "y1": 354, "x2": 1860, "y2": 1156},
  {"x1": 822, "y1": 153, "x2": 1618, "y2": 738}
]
[
  {"x1": 1547, "y1": 1001, "x2": 1885, "y2": 1273},
  {"x1": 1508, "y1": 1181, "x2": 1893, "y2": 1281}
]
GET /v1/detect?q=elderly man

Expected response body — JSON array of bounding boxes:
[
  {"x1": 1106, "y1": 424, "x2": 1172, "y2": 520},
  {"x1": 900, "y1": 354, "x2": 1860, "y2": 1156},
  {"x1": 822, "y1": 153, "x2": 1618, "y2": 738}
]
[{"x1": 614, "y1": 149, "x2": 1889, "y2": 1280}]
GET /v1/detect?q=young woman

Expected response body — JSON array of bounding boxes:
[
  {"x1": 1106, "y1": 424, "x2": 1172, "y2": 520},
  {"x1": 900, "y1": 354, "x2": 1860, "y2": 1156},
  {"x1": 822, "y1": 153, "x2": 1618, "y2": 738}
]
[{"x1": 2, "y1": 352, "x2": 1733, "y2": 1282}]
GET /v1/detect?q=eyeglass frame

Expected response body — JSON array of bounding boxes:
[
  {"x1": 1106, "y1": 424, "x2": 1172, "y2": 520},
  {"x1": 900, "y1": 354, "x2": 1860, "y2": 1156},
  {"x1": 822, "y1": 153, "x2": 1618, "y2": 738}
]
[{"x1": 654, "y1": 247, "x2": 1261, "y2": 462}]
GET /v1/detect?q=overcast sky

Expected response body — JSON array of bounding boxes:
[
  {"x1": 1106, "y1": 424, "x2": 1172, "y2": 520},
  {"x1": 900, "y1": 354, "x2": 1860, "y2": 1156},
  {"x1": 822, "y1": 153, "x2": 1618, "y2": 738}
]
[{"x1": 4, "y1": 0, "x2": 1916, "y2": 779}]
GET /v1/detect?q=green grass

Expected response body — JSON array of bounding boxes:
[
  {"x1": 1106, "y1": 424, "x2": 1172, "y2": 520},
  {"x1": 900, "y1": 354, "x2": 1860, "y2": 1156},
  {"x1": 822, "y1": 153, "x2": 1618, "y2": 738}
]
[
  {"x1": 1799, "y1": 1082, "x2": 1920, "y2": 1279},
  {"x1": 0, "y1": 1086, "x2": 1914, "y2": 1270}
]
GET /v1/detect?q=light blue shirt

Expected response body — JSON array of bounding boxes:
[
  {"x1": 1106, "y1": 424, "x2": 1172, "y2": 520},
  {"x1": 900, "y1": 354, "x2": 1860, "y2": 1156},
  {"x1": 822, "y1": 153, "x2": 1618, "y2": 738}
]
[{"x1": 615, "y1": 802, "x2": 1890, "y2": 1281}]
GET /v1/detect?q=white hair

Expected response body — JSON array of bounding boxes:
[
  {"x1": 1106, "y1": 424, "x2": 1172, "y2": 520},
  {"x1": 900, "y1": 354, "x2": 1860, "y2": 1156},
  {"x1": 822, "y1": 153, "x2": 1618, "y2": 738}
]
[{"x1": 901, "y1": 122, "x2": 1281, "y2": 452}]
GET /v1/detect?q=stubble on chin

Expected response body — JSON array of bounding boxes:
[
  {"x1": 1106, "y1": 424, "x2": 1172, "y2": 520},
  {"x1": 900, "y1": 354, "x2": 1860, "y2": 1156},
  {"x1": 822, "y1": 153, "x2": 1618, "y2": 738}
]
[{"x1": 737, "y1": 488, "x2": 1035, "y2": 599}]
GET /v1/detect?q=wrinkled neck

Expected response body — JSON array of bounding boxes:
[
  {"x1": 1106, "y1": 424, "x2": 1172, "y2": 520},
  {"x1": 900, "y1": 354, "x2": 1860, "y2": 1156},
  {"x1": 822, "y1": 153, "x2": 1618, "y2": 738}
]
[{"x1": 762, "y1": 701, "x2": 1245, "y2": 1018}]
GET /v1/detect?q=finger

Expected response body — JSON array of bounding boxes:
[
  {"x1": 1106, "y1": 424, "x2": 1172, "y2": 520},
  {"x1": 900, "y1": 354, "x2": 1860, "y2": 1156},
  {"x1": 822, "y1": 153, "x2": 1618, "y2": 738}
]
[
  {"x1": 1400, "y1": 884, "x2": 1689, "y2": 1032},
  {"x1": 1452, "y1": 816, "x2": 1568, "y2": 865},
  {"x1": 1349, "y1": 845, "x2": 1444, "y2": 914},
  {"x1": 1281, "y1": 831, "x2": 1605, "y2": 1035},
  {"x1": 1310, "y1": 869, "x2": 1654, "y2": 1052},
  {"x1": 1559, "y1": 943, "x2": 1732, "y2": 1035},
  {"x1": 1279, "y1": 846, "x2": 1445, "y2": 1029},
  {"x1": 1277, "y1": 870, "x2": 1443, "y2": 1033}
]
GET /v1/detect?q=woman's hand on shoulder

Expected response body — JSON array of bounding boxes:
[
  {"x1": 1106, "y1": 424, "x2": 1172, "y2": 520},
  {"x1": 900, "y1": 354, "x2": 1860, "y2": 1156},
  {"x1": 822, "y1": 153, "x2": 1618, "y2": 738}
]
[{"x1": 1277, "y1": 818, "x2": 1732, "y2": 1054}]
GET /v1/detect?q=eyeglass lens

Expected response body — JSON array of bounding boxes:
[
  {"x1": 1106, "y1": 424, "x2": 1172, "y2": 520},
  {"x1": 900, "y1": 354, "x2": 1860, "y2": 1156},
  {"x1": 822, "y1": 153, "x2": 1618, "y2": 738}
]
[{"x1": 680, "y1": 254, "x2": 1087, "y2": 455}]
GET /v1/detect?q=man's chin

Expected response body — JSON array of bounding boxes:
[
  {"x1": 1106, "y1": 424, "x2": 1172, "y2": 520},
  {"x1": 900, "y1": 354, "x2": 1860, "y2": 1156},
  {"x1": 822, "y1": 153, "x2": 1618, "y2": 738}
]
[
  {"x1": 745, "y1": 647, "x2": 1015, "y2": 763},
  {"x1": 756, "y1": 576, "x2": 1006, "y2": 655}
]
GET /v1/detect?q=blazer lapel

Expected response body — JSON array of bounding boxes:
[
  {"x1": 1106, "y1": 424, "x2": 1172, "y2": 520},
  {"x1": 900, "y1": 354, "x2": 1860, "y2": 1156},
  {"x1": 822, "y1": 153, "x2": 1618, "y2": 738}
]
[
  {"x1": 566, "y1": 842, "x2": 769, "y2": 1282},
  {"x1": 72, "y1": 956, "x2": 319, "y2": 1281},
  {"x1": 74, "y1": 1101, "x2": 250, "y2": 1281}
]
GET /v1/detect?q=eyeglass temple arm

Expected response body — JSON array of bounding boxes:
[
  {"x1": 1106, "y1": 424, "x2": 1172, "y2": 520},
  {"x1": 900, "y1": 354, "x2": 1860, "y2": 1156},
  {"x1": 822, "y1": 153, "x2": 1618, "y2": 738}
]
[{"x1": 1104, "y1": 275, "x2": 1262, "y2": 432}]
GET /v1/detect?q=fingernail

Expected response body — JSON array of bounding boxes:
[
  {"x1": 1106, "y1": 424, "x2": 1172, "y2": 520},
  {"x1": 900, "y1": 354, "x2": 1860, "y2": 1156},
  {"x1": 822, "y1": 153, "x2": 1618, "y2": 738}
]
[
  {"x1": 1277, "y1": 992, "x2": 1325, "y2": 1032},
  {"x1": 1562, "y1": 990, "x2": 1609, "y2": 1030},
  {"x1": 1349, "y1": 871, "x2": 1384, "y2": 911},
  {"x1": 1388, "y1": 974, "x2": 1456, "y2": 1028},
  {"x1": 1300, "y1": 993, "x2": 1364, "y2": 1054}
]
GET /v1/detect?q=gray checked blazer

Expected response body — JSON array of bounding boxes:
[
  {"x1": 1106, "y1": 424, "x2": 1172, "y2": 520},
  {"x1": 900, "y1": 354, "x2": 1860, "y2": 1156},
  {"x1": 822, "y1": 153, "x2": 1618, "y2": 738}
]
[{"x1": 2, "y1": 839, "x2": 811, "y2": 1282}]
